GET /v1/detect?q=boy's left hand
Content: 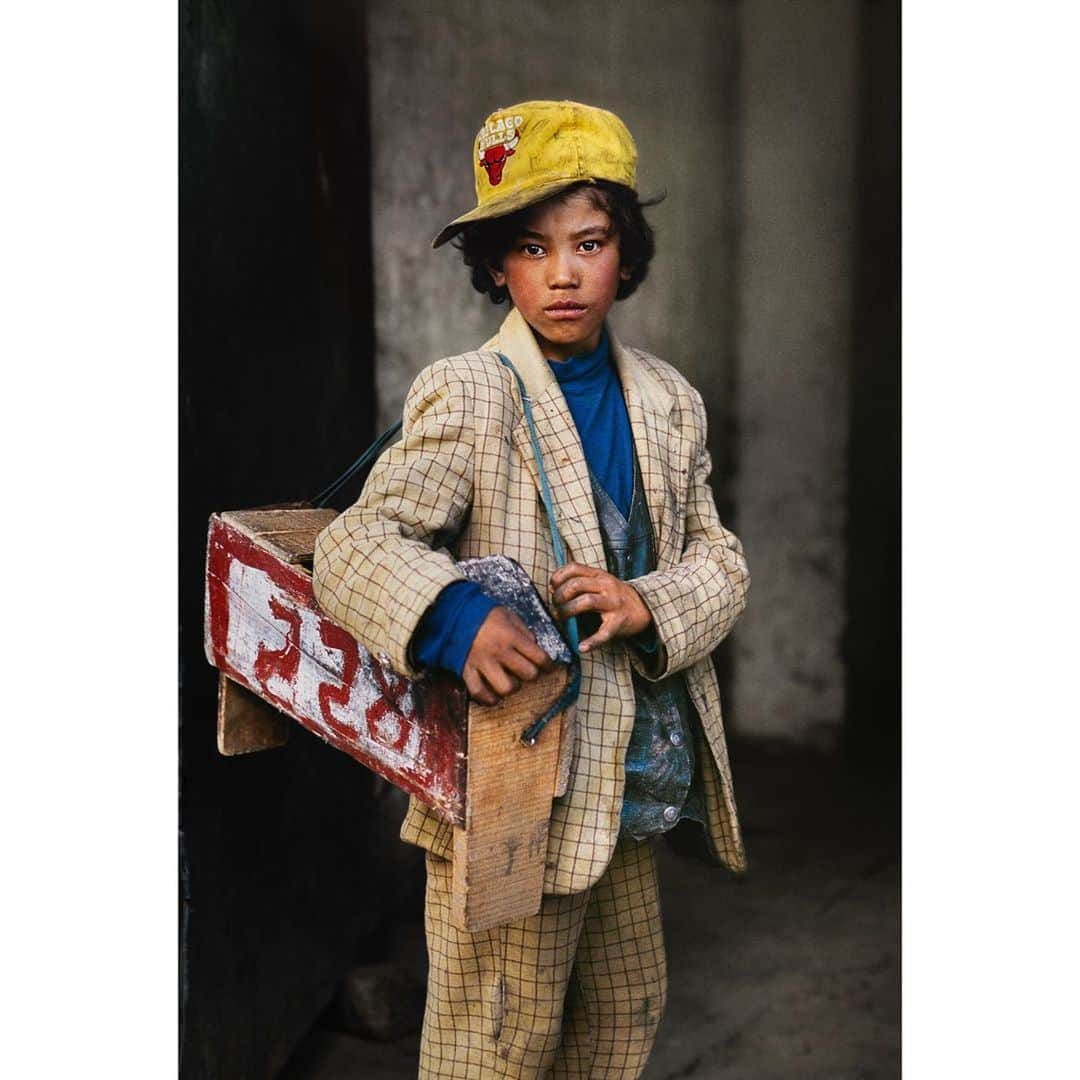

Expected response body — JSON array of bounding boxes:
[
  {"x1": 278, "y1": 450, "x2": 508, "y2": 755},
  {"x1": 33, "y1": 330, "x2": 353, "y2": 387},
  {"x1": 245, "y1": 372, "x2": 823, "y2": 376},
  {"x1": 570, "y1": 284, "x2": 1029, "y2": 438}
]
[{"x1": 549, "y1": 563, "x2": 653, "y2": 653}]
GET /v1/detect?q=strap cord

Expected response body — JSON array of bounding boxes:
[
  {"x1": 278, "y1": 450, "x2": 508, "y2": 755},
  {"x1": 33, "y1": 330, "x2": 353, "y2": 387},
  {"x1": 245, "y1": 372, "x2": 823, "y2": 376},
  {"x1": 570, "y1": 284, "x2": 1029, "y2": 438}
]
[{"x1": 310, "y1": 420, "x2": 403, "y2": 509}]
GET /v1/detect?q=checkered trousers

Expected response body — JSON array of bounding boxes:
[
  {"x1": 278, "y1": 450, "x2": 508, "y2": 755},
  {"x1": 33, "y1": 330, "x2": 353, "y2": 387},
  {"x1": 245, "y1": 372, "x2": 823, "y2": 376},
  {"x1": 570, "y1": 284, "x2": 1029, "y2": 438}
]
[{"x1": 420, "y1": 837, "x2": 666, "y2": 1079}]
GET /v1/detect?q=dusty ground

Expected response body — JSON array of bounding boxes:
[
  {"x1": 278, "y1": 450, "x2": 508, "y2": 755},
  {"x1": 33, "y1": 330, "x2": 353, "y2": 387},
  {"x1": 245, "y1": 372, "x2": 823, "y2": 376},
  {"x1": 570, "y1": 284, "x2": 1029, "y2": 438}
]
[{"x1": 280, "y1": 744, "x2": 899, "y2": 1078}]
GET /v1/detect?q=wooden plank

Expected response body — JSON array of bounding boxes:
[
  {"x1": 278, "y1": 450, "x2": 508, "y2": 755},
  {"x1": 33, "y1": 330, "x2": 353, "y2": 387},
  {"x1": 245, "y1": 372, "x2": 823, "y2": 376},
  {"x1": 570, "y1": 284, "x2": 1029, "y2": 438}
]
[
  {"x1": 217, "y1": 672, "x2": 290, "y2": 755},
  {"x1": 452, "y1": 667, "x2": 567, "y2": 933},
  {"x1": 221, "y1": 507, "x2": 339, "y2": 564},
  {"x1": 554, "y1": 702, "x2": 575, "y2": 799}
]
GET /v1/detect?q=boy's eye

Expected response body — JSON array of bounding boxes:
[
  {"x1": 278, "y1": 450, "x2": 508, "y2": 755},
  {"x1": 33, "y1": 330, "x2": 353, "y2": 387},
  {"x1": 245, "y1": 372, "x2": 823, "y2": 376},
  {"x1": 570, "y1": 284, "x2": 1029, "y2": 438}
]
[
  {"x1": 579, "y1": 239, "x2": 601, "y2": 253},
  {"x1": 521, "y1": 243, "x2": 545, "y2": 256}
]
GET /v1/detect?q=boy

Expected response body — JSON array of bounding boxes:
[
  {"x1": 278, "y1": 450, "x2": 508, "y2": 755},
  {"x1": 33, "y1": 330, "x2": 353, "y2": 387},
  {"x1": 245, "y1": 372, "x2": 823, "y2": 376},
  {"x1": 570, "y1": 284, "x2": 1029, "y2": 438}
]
[{"x1": 313, "y1": 100, "x2": 750, "y2": 1078}]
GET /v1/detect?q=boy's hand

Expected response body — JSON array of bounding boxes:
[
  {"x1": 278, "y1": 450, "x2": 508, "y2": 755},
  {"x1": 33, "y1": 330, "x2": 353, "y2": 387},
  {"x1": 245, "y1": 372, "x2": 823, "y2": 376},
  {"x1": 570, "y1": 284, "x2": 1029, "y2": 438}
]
[
  {"x1": 462, "y1": 606, "x2": 557, "y2": 706},
  {"x1": 549, "y1": 563, "x2": 653, "y2": 653}
]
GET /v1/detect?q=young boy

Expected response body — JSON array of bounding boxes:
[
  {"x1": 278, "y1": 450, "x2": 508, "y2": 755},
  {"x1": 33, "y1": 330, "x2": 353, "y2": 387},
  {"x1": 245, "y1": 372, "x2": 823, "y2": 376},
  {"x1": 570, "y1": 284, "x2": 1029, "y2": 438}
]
[{"x1": 313, "y1": 100, "x2": 750, "y2": 1078}]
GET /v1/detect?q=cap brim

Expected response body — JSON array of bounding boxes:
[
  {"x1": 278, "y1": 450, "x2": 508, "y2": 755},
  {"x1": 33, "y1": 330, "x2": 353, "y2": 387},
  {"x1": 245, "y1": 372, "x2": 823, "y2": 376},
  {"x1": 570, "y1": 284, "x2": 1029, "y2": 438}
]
[{"x1": 431, "y1": 176, "x2": 596, "y2": 248}]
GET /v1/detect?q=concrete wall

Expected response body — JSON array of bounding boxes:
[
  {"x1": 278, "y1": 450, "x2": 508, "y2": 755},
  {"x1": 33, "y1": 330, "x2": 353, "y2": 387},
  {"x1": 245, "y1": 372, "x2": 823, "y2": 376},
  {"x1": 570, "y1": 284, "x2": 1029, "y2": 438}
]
[
  {"x1": 732, "y1": 0, "x2": 857, "y2": 746},
  {"x1": 367, "y1": 0, "x2": 862, "y2": 747}
]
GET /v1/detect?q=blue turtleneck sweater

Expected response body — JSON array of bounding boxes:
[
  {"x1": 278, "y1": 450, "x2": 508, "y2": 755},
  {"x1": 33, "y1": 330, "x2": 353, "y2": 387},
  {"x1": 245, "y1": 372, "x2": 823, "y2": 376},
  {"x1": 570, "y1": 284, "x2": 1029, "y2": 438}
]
[{"x1": 412, "y1": 328, "x2": 642, "y2": 676}]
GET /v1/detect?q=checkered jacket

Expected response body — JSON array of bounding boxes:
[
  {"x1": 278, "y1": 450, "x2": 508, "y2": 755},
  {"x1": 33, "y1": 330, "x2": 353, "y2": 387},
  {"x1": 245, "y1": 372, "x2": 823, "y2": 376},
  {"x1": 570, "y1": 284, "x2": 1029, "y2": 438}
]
[{"x1": 313, "y1": 307, "x2": 750, "y2": 894}]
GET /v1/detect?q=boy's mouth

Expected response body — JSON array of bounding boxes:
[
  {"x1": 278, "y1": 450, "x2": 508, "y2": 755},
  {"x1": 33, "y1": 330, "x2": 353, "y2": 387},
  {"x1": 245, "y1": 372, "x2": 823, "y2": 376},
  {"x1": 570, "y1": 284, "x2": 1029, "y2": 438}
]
[{"x1": 544, "y1": 301, "x2": 588, "y2": 319}]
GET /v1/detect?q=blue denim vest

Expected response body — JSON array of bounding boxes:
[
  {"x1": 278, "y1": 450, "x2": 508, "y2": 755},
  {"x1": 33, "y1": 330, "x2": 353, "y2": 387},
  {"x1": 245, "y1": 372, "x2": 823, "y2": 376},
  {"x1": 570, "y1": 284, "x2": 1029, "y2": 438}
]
[{"x1": 585, "y1": 453, "x2": 705, "y2": 841}]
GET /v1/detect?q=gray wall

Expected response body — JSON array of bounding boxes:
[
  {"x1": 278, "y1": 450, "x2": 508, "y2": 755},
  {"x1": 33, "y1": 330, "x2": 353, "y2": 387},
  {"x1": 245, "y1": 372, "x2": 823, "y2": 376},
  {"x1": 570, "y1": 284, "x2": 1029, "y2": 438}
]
[
  {"x1": 367, "y1": 0, "x2": 862, "y2": 747},
  {"x1": 733, "y1": 0, "x2": 857, "y2": 746}
]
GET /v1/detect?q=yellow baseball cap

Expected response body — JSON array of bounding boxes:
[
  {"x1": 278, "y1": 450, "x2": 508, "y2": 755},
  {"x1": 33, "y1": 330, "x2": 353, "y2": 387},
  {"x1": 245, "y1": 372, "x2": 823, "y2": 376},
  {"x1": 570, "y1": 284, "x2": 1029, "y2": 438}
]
[{"x1": 431, "y1": 99, "x2": 638, "y2": 249}]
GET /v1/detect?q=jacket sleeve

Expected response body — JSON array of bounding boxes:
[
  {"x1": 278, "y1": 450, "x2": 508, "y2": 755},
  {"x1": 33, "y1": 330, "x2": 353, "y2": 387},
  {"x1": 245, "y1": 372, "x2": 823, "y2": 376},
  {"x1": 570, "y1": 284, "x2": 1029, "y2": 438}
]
[
  {"x1": 312, "y1": 359, "x2": 476, "y2": 680},
  {"x1": 628, "y1": 385, "x2": 750, "y2": 680},
  {"x1": 412, "y1": 579, "x2": 499, "y2": 677}
]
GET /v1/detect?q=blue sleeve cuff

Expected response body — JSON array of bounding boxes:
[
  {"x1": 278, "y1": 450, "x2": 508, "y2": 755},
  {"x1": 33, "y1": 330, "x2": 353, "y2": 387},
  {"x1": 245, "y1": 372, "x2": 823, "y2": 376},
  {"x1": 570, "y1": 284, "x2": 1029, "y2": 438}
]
[{"x1": 412, "y1": 580, "x2": 500, "y2": 678}]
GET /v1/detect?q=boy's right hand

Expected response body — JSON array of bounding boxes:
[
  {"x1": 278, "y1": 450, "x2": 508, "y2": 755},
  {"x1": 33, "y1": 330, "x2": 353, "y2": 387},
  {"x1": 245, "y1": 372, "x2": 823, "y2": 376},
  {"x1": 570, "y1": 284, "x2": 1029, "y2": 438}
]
[{"x1": 462, "y1": 606, "x2": 556, "y2": 706}]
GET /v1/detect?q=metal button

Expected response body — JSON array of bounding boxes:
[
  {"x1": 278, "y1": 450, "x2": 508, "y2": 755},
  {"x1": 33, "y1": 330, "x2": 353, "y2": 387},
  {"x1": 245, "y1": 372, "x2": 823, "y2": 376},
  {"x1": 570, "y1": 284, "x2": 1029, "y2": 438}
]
[
  {"x1": 663, "y1": 805, "x2": 679, "y2": 823},
  {"x1": 669, "y1": 731, "x2": 684, "y2": 747}
]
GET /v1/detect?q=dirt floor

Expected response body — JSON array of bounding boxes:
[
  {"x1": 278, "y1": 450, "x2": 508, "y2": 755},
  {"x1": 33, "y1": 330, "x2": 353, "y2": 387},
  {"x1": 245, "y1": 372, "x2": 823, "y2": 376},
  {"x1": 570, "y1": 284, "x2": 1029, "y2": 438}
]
[{"x1": 279, "y1": 744, "x2": 900, "y2": 1078}]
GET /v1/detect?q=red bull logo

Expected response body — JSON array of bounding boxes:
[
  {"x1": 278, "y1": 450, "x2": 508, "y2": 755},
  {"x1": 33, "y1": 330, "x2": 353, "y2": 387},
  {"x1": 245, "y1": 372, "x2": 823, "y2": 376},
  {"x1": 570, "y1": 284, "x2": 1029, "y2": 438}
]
[
  {"x1": 476, "y1": 113, "x2": 525, "y2": 187},
  {"x1": 478, "y1": 127, "x2": 520, "y2": 186}
]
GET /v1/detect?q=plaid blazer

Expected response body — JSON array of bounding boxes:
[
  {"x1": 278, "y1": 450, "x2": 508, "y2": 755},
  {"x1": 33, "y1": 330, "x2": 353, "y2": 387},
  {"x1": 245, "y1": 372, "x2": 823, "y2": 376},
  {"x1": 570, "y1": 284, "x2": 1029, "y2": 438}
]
[{"x1": 313, "y1": 307, "x2": 751, "y2": 894}]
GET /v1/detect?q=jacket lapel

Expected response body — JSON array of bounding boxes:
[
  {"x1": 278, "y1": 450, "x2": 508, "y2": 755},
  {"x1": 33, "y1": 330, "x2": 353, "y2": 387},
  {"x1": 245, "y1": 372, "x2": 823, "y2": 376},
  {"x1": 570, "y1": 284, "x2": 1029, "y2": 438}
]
[
  {"x1": 610, "y1": 329, "x2": 680, "y2": 571},
  {"x1": 484, "y1": 308, "x2": 605, "y2": 568},
  {"x1": 484, "y1": 308, "x2": 679, "y2": 572}
]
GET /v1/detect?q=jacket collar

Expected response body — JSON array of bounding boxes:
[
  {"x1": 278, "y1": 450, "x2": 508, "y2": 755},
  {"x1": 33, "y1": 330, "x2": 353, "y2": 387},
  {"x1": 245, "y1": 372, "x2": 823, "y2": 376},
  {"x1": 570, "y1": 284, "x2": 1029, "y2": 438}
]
[{"x1": 482, "y1": 306, "x2": 674, "y2": 419}]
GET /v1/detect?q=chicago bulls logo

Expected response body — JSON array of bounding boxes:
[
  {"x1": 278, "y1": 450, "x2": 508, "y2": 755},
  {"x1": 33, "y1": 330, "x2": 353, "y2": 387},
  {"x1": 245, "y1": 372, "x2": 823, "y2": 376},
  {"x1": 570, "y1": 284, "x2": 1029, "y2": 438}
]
[{"x1": 478, "y1": 127, "x2": 520, "y2": 186}]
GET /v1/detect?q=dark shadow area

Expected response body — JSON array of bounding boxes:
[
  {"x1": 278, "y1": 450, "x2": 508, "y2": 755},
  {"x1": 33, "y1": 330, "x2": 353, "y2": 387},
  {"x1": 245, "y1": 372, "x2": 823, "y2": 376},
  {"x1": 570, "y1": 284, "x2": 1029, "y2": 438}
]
[
  {"x1": 179, "y1": 2, "x2": 417, "y2": 1076},
  {"x1": 844, "y1": 0, "x2": 901, "y2": 771}
]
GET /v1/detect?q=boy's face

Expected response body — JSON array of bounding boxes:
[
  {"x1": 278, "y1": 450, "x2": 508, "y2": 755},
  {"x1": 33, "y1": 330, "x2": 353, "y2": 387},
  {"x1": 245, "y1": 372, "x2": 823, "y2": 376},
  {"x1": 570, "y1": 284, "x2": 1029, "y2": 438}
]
[{"x1": 487, "y1": 190, "x2": 630, "y2": 362}]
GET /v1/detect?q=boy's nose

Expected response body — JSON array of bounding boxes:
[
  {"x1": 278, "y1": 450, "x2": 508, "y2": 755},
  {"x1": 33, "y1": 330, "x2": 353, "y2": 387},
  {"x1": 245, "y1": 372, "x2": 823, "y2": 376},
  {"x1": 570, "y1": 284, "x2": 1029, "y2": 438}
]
[{"x1": 547, "y1": 253, "x2": 579, "y2": 288}]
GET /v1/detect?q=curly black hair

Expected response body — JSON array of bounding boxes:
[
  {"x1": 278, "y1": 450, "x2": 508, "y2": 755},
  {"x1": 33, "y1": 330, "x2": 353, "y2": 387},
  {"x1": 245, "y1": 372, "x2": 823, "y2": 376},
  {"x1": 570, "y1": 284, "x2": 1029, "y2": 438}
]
[{"x1": 452, "y1": 181, "x2": 661, "y2": 304}]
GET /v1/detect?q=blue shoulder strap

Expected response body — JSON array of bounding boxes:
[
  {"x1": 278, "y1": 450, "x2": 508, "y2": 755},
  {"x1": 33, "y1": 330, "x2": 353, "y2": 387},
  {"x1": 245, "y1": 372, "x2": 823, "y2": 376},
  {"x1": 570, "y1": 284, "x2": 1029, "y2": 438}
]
[
  {"x1": 495, "y1": 351, "x2": 579, "y2": 655},
  {"x1": 496, "y1": 351, "x2": 582, "y2": 745}
]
